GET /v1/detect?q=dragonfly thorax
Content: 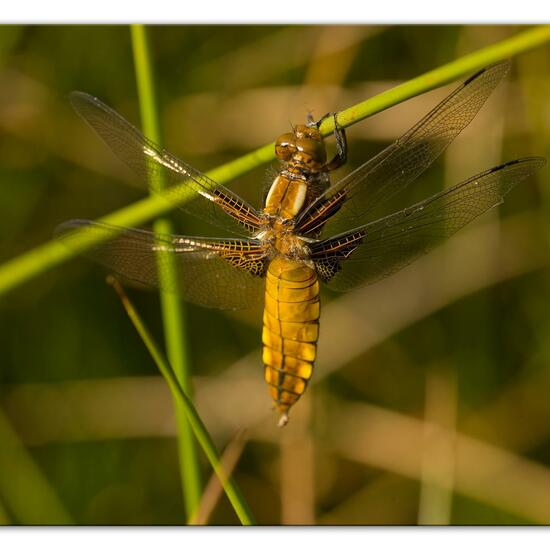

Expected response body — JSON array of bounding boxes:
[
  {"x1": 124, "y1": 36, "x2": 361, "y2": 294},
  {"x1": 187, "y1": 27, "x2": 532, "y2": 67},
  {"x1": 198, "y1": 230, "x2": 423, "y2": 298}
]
[
  {"x1": 256, "y1": 218, "x2": 312, "y2": 263},
  {"x1": 266, "y1": 122, "x2": 334, "y2": 222},
  {"x1": 275, "y1": 233, "x2": 311, "y2": 261}
]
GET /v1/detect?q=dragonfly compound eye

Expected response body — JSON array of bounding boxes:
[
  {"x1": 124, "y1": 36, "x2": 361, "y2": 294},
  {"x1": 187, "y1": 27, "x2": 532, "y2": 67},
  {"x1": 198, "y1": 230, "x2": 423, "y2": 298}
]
[
  {"x1": 275, "y1": 133, "x2": 296, "y2": 161},
  {"x1": 295, "y1": 137, "x2": 327, "y2": 165},
  {"x1": 294, "y1": 124, "x2": 322, "y2": 141}
]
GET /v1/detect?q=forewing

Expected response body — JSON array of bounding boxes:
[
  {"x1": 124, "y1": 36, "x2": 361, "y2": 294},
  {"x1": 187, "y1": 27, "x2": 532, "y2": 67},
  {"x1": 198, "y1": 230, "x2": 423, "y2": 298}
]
[
  {"x1": 70, "y1": 92, "x2": 262, "y2": 236},
  {"x1": 296, "y1": 61, "x2": 511, "y2": 236},
  {"x1": 56, "y1": 220, "x2": 269, "y2": 310},
  {"x1": 311, "y1": 157, "x2": 546, "y2": 292}
]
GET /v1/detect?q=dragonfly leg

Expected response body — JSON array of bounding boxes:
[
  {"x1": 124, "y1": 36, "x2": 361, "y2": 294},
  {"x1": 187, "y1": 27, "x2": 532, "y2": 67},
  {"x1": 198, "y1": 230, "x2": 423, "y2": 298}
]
[
  {"x1": 307, "y1": 110, "x2": 338, "y2": 127},
  {"x1": 320, "y1": 113, "x2": 347, "y2": 172}
]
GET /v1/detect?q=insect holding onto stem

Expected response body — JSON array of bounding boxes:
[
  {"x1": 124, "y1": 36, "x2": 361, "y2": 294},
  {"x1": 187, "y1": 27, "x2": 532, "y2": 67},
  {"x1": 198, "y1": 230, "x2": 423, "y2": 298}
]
[{"x1": 56, "y1": 60, "x2": 546, "y2": 426}]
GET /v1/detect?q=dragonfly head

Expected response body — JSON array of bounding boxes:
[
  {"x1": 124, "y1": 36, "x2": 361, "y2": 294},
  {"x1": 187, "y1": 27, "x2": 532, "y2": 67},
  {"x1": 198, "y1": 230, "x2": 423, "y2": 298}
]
[{"x1": 275, "y1": 124, "x2": 327, "y2": 169}]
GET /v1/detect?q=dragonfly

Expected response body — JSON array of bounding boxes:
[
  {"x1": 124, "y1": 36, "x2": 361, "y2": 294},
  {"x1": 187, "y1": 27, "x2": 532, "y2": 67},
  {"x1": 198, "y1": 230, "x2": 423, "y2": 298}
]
[{"x1": 57, "y1": 60, "x2": 545, "y2": 427}]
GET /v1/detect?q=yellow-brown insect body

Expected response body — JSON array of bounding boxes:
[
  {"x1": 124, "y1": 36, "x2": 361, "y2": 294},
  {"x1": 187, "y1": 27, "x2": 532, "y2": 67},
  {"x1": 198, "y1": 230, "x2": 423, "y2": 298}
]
[
  {"x1": 262, "y1": 258, "x2": 319, "y2": 426},
  {"x1": 262, "y1": 123, "x2": 327, "y2": 426}
]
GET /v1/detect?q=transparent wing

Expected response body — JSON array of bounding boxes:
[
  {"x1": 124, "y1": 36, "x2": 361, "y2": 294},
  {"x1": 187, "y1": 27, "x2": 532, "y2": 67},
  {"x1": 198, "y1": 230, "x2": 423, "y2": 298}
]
[
  {"x1": 311, "y1": 157, "x2": 546, "y2": 291},
  {"x1": 70, "y1": 92, "x2": 263, "y2": 236},
  {"x1": 56, "y1": 220, "x2": 269, "y2": 310},
  {"x1": 296, "y1": 61, "x2": 511, "y2": 237}
]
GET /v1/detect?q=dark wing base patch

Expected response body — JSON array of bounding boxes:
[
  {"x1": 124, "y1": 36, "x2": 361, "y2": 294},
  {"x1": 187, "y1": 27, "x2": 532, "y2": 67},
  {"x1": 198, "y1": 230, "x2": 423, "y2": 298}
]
[
  {"x1": 172, "y1": 235, "x2": 268, "y2": 278},
  {"x1": 310, "y1": 229, "x2": 366, "y2": 283}
]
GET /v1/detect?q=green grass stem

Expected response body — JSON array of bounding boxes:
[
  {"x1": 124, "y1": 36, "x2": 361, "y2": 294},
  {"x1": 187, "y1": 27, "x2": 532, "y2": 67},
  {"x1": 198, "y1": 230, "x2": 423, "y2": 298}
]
[
  {"x1": 323, "y1": 25, "x2": 550, "y2": 134},
  {"x1": 130, "y1": 24, "x2": 202, "y2": 521},
  {"x1": 107, "y1": 276, "x2": 256, "y2": 525},
  {"x1": 0, "y1": 408, "x2": 74, "y2": 525},
  {"x1": 0, "y1": 26, "x2": 549, "y2": 297}
]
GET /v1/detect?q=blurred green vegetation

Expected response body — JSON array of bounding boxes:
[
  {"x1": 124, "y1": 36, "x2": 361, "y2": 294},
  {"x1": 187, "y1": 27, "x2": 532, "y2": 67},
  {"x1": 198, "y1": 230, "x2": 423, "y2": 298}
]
[{"x1": 0, "y1": 24, "x2": 550, "y2": 525}]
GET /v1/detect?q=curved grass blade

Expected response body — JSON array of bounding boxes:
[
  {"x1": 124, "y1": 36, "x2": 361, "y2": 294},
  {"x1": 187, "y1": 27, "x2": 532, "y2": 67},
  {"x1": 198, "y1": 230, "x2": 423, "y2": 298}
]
[{"x1": 107, "y1": 276, "x2": 256, "y2": 525}]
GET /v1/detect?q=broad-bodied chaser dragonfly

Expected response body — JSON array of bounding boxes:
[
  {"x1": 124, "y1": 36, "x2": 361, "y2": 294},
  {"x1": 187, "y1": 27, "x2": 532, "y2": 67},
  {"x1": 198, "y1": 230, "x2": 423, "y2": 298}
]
[{"x1": 57, "y1": 61, "x2": 545, "y2": 426}]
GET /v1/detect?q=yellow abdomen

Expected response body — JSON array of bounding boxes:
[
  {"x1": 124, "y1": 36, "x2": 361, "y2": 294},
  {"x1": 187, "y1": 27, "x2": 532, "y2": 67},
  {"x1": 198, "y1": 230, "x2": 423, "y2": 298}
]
[{"x1": 262, "y1": 256, "x2": 320, "y2": 426}]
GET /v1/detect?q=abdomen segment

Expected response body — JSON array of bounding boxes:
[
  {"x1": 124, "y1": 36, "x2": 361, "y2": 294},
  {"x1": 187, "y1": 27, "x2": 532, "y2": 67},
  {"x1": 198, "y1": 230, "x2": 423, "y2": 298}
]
[{"x1": 262, "y1": 256, "x2": 320, "y2": 426}]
